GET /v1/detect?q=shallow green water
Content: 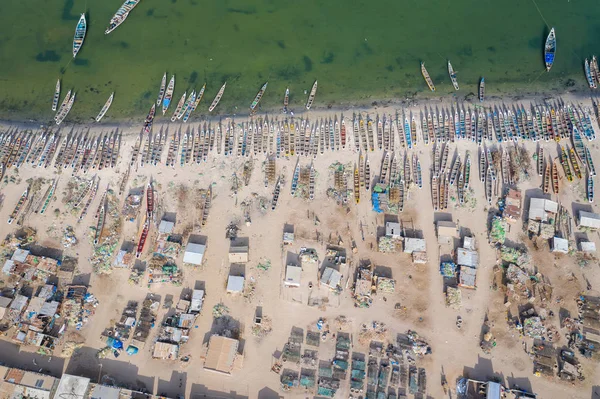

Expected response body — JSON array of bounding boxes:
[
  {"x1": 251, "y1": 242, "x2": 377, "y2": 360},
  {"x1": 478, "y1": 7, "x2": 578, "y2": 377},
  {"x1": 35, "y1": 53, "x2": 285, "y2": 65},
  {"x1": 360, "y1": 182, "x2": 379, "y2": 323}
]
[{"x1": 0, "y1": 0, "x2": 599, "y2": 122}]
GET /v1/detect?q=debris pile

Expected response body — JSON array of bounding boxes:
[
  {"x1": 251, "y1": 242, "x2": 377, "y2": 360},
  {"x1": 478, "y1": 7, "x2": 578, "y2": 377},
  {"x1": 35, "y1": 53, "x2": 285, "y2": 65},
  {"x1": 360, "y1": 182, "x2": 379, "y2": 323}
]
[
  {"x1": 500, "y1": 246, "x2": 530, "y2": 266},
  {"x1": 62, "y1": 226, "x2": 78, "y2": 248},
  {"x1": 358, "y1": 321, "x2": 388, "y2": 345},
  {"x1": 378, "y1": 236, "x2": 402, "y2": 253},
  {"x1": 445, "y1": 287, "x2": 462, "y2": 309},
  {"x1": 212, "y1": 303, "x2": 230, "y2": 318},
  {"x1": 489, "y1": 216, "x2": 507, "y2": 244}
]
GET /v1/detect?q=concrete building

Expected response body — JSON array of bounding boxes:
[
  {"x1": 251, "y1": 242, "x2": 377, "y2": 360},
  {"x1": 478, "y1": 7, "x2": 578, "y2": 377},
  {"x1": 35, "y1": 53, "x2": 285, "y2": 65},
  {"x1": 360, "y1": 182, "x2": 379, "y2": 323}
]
[
  {"x1": 579, "y1": 211, "x2": 600, "y2": 229},
  {"x1": 528, "y1": 198, "x2": 558, "y2": 222},
  {"x1": 226, "y1": 275, "x2": 245, "y2": 293},
  {"x1": 284, "y1": 265, "x2": 302, "y2": 287},
  {"x1": 385, "y1": 222, "x2": 401, "y2": 239},
  {"x1": 183, "y1": 243, "x2": 206, "y2": 265}
]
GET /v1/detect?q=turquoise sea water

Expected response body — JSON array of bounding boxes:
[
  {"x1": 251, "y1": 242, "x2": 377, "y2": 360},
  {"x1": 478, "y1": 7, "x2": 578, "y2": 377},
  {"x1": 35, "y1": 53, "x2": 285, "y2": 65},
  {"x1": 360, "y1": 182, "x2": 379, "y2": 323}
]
[{"x1": 0, "y1": 0, "x2": 599, "y2": 122}]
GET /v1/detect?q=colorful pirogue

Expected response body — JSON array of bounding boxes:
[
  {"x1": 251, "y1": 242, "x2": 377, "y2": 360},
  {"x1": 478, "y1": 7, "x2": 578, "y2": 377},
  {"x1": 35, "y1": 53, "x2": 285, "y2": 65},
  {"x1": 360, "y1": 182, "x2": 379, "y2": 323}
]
[
  {"x1": 72, "y1": 14, "x2": 87, "y2": 58},
  {"x1": 105, "y1": 0, "x2": 141, "y2": 34},
  {"x1": 421, "y1": 62, "x2": 436, "y2": 92},
  {"x1": 544, "y1": 27, "x2": 556, "y2": 71}
]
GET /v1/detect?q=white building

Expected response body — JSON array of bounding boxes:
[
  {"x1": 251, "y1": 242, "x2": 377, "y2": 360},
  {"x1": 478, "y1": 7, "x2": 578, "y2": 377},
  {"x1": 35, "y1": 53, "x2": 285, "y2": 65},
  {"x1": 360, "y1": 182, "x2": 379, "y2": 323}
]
[
  {"x1": 183, "y1": 243, "x2": 206, "y2": 265},
  {"x1": 284, "y1": 265, "x2": 302, "y2": 287}
]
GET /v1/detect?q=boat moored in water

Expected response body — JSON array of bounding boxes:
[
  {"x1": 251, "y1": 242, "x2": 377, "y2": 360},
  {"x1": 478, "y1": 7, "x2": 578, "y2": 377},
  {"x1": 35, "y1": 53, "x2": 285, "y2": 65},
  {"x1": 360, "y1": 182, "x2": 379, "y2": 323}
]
[
  {"x1": 162, "y1": 75, "x2": 175, "y2": 114},
  {"x1": 306, "y1": 80, "x2": 318, "y2": 110},
  {"x1": 209, "y1": 82, "x2": 227, "y2": 112},
  {"x1": 105, "y1": 0, "x2": 142, "y2": 35},
  {"x1": 52, "y1": 79, "x2": 60, "y2": 111},
  {"x1": 95, "y1": 92, "x2": 114, "y2": 122},
  {"x1": 156, "y1": 73, "x2": 167, "y2": 106},
  {"x1": 421, "y1": 62, "x2": 436, "y2": 92},
  {"x1": 479, "y1": 78, "x2": 485, "y2": 102},
  {"x1": 73, "y1": 14, "x2": 87, "y2": 58},
  {"x1": 448, "y1": 61, "x2": 459, "y2": 90},
  {"x1": 544, "y1": 27, "x2": 556, "y2": 71},
  {"x1": 250, "y1": 82, "x2": 268, "y2": 111}
]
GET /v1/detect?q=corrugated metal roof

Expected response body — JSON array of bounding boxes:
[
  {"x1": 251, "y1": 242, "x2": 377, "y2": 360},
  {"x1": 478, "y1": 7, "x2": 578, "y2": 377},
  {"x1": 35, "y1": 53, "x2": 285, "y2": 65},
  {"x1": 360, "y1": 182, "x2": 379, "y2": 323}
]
[
  {"x1": 226, "y1": 276, "x2": 244, "y2": 292},
  {"x1": 285, "y1": 265, "x2": 302, "y2": 286},
  {"x1": 204, "y1": 336, "x2": 239, "y2": 374},
  {"x1": 403, "y1": 238, "x2": 426, "y2": 253},
  {"x1": 457, "y1": 248, "x2": 479, "y2": 268},
  {"x1": 579, "y1": 211, "x2": 600, "y2": 229},
  {"x1": 552, "y1": 237, "x2": 569, "y2": 253},
  {"x1": 183, "y1": 243, "x2": 206, "y2": 265}
]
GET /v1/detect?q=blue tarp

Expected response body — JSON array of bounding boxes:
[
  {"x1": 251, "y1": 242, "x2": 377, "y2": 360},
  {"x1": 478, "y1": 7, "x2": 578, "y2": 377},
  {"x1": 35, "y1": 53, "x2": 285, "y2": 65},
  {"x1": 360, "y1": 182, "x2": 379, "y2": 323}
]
[
  {"x1": 126, "y1": 345, "x2": 139, "y2": 355},
  {"x1": 372, "y1": 192, "x2": 383, "y2": 213}
]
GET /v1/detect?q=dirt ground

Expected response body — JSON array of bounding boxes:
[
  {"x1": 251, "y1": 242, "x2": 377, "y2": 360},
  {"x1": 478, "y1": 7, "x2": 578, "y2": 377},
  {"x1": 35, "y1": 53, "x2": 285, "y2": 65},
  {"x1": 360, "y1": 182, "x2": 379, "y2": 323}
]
[{"x1": 0, "y1": 96, "x2": 599, "y2": 399}]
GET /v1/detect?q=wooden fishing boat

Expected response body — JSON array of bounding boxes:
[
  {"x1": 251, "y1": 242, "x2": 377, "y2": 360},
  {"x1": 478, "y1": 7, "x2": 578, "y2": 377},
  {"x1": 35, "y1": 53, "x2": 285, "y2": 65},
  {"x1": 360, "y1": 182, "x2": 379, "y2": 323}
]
[
  {"x1": 585, "y1": 147, "x2": 597, "y2": 176},
  {"x1": 441, "y1": 173, "x2": 449, "y2": 210},
  {"x1": 449, "y1": 154, "x2": 461, "y2": 186},
  {"x1": 572, "y1": 127, "x2": 586, "y2": 163},
  {"x1": 341, "y1": 117, "x2": 347, "y2": 149},
  {"x1": 38, "y1": 178, "x2": 57, "y2": 214},
  {"x1": 73, "y1": 14, "x2": 87, "y2": 58},
  {"x1": 569, "y1": 147, "x2": 582, "y2": 179},
  {"x1": 181, "y1": 91, "x2": 197, "y2": 123},
  {"x1": 592, "y1": 56, "x2": 600, "y2": 87},
  {"x1": 440, "y1": 144, "x2": 449, "y2": 175},
  {"x1": 185, "y1": 83, "x2": 206, "y2": 122},
  {"x1": 8, "y1": 189, "x2": 28, "y2": 224},
  {"x1": 202, "y1": 185, "x2": 212, "y2": 225},
  {"x1": 464, "y1": 152, "x2": 471, "y2": 189},
  {"x1": 94, "y1": 195, "x2": 106, "y2": 245},
  {"x1": 501, "y1": 147, "x2": 510, "y2": 184},
  {"x1": 368, "y1": 117, "x2": 375, "y2": 151},
  {"x1": 485, "y1": 167, "x2": 493, "y2": 205},
  {"x1": 415, "y1": 156, "x2": 422, "y2": 189},
  {"x1": 588, "y1": 175, "x2": 594, "y2": 203},
  {"x1": 291, "y1": 161, "x2": 300, "y2": 196},
  {"x1": 537, "y1": 147, "x2": 544, "y2": 176},
  {"x1": 136, "y1": 220, "x2": 149, "y2": 257},
  {"x1": 79, "y1": 178, "x2": 99, "y2": 220},
  {"x1": 306, "y1": 80, "x2": 318, "y2": 110},
  {"x1": 283, "y1": 87, "x2": 289, "y2": 113},
  {"x1": 365, "y1": 155, "x2": 371, "y2": 190},
  {"x1": 439, "y1": 174, "x2": 446, "y2": 209},
  {"x1": 146, "y1": 181, "x2": 154, "y2": 219},
  {"x1": 422, "y1": 113, "x2": 430, "y2": 146},
  {"x1": 552, "y1": 158, "x2": 559, "y2": 194},
  {"x1": 156, "y1": 73, "x2": 167, "y2": 106},
  {"x1": 105, "y1": 0, "x2": 141, "y2": 34},
  {"x1": 162, "y1": 75, "x2": 175, "y2": 114},
  {"x1": 54, "y1": 90, "x2": 71, "y2": 121},
  {"x1": 543, "y1": 160, "x2": 551, "y2": 194},
  {"x1": 421, "y1": 62, "x2": 436, "y2": 92},
  {"x1": 585, "y1": 59, "x2": 596, "y2": 89},
  {"x1": 398, "y1": 179, "x2": 405, "y2": 212},
  {"x1": 479, "y1": 78, "x2": 485, "y2": 102},
  {"x1": 52, "y1": 79, "x2": 60, "y2": 111},
  {"x1": 360, "y1": 116, "x2": 368, "y2": 152},
  {"x1": 143, "y1": 104, "x2": 156, "y2": 134},
  {"x1": 354, "y1": 163, "x2": 360, "y2": 204},
  {"x1": 55, "y1": 92, "x2": 76, "y2": 125},
  {"x1": 404, "y1": 116, "x2": 412, "y2": 149},
  {"x1": 411, "y1": 116, "x2": 418, "y2": 146},
  {"x1": 432, "y1": 176, "x2": 439, "y2": 211},
  {"x1": 251, "y1": 82, "x2": 268, "y2": 111},
  {"x1": 271, "y1": 177, "x2": 281, "y2": 210},
  {"x1": 95, "y1": 92, "x2": 114, "y2": 122},
  {"x1": 404, "y1": 154, "x2": 411, "y2": 186},
  {"x1": 171, "y1": 91, "x2": 187, "y2": 122},
  {"x1": 309, "y1": 162, "x2": 315, "y2": 200},
  {"x1": 433, "y1": 145, "x2": 441, "y2": 177},
  {"x1": 380, "y1": 151, "x2": 390, "y2": 184},
  {"x1": 544, "y1": 27, "x2": 556, "y2": 71},
  {"x1": 457, "y1": 170, "x2": 465, "y2": 204},
  {"x1": 448, "y1": 61, "x2": 459, "y2": 90},
  {"x1": 209, "y1": 82, "x2": 227, "y2": 112},
  {"x1": 560, "y1": 146, "x2": 573, "y2": 181}
]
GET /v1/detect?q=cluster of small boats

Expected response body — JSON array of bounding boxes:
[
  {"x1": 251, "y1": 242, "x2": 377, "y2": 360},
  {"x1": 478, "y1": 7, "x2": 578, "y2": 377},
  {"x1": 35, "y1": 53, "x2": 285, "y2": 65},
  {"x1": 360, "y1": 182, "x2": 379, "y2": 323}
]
[
  {"x1": 584, "y1": 56, "x2": 600, "y2": 89},
  {"x1": 413, "y1": 101, "x2": 597, "y2": 147},
  {"x1": 0, "y1": 128, "x2": 121, "y2": 173},
  {"x1": 53, "y1": 87, "x2": 75, "y2": 125}
]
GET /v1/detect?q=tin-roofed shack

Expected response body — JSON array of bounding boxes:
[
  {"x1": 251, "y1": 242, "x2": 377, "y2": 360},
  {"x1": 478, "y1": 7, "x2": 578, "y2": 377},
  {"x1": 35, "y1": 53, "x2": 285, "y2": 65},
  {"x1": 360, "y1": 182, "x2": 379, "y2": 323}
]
[
  {"x1": 437, "y1": 221, "x2": 459, "y2": 245},
  {"x1": 528, "y1": 198, "x2": 558, "y2": 222},
  {"x1": 204, "y1": 335, "x2": 241, "y2": 375},
  {"x1": 503, "y1": 189, "x2": 522, "y2": 222},
  {"x1": 579, "y1": 211, "x2": 600, "y2": 229}
]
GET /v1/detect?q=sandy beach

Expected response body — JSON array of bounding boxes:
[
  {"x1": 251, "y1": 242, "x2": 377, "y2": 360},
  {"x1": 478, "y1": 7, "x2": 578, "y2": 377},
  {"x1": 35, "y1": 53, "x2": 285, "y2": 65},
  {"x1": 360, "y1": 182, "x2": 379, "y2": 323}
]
[{"x1": 0, "y1": 93, "x2": 599, "y2": 399}]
